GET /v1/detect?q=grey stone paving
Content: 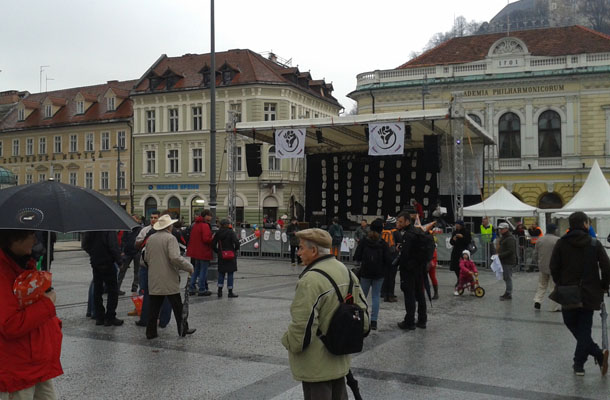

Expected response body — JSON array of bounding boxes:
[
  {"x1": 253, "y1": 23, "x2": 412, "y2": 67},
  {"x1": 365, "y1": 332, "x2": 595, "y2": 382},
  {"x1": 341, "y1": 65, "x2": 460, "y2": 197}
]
[{"x1": 48, "y1": 248, "x2": 610, "y2": 399}]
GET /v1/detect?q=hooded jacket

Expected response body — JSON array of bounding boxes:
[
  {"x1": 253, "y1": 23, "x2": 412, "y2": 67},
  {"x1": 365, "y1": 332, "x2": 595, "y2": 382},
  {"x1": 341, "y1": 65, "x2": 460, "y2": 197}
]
[
  {"x1": 186, "y1": 216, "x2": 213, "y2": 261},
  {"x1": 550, "y1": 228, "x2": 610, "y2": 310},
  {"x1": 281, "y1": 255, "x2": 369, "y2": 382},
  {"x1": 0, "y1": 249, "x2": 63, "y2": 392}
]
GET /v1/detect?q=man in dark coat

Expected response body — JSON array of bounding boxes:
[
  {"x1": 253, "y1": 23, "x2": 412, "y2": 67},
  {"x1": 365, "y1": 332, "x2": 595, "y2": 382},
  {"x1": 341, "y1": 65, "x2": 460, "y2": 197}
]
[
  {"x1": 497, "y1": 222, "x2": 517, "y2": 300},
  {"x1": 550, "y1": 211, "x2": 610, "y2": 376},
  {"x1": 396, "y1": 210, "x2": 427, "y2": 331},
  {"x1": 82, "y1": 231, "x2": 123, "y2": 327},
  {"x1": 450, "y1": 220, "x2": 471, "y2": 294},
  {"x1": 286, "y1": 217, "x2": 301, "y2": 266}
]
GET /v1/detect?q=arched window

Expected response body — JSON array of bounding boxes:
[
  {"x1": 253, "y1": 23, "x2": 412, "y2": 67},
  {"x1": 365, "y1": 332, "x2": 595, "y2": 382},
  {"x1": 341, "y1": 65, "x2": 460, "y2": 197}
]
[
  {"x1": 190, "y1": 196, "x2": 205, "y2": 223},
  {"x1": 144, "y1": 197, "x2": 158, "y2": 222},
  {"x1": 499, "y1": 112, "x2": 521, "y2": 158},
  {"x1": 539, "y1": 192, "x2": 563, "y2": 226},
  {"x1": 538, "y1": 192, "x2": 562, "y2": 209},
  {"x1": 538, "y1": 110, "x2": 561, "y2": 157},
  {"x1": 167, "y1": 196, "x2": 180, "y2": 218},
  {"x1": 268, "y1": 146, "x2": 280, "y2": 170},
  {"x1": 468, "y1": 114, "x2": 482, "y2": 126}
]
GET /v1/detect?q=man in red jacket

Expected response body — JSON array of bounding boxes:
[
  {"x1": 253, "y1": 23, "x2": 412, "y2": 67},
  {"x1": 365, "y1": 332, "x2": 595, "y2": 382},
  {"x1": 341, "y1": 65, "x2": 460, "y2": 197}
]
[
  {"x1": 186, "y1": 210, "x2": 214, "y2": 296},
  {"x1": 0, "y1": 230, "x2": 63, "y2": 398}
]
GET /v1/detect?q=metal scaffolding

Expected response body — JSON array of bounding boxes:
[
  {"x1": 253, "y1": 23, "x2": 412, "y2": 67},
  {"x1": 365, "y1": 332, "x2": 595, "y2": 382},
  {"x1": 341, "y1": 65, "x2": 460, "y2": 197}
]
[
  {"x1": 450, "y1": 92, "x2": 465, "y2": 220},
  {"x1": 226, "y1": 111, "x2": 238, "y2": 224}
]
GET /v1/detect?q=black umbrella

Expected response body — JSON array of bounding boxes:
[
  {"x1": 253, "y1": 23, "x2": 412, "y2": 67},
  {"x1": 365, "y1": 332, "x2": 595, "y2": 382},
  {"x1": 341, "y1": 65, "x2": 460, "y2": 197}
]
[
  {"x1": 180, "y1": 276, "x2": 191, "y2": 337},
  {"x1": 0, "y1": 180, "x2": 137, "y2": 233}
]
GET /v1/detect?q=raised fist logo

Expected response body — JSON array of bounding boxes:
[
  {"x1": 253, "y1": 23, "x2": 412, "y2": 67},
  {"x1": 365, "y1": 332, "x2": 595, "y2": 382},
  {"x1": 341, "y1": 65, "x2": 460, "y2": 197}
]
[
  {"x1": 376, "y1": 125, "x2": 396, "y2": 149},
  {"x1": 283, "y1": 130, "x2": 299, "y2": 152}
]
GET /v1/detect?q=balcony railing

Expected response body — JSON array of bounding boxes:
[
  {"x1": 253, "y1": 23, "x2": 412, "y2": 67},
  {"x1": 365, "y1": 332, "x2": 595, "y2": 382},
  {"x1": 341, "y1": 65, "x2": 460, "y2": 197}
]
[{"x1": 356, "y1": 52, "x2": 610, "y2": 89}]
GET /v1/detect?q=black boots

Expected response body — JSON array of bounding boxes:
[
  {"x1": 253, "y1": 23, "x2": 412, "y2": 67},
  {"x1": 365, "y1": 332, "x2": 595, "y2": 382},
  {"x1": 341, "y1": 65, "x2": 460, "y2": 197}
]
[
  {"x1": 218, "y1": 287, "x2": 238, "y2": 298},
  {"x1": 432, "y1": 285, "x2": 439, "y2": 300}
]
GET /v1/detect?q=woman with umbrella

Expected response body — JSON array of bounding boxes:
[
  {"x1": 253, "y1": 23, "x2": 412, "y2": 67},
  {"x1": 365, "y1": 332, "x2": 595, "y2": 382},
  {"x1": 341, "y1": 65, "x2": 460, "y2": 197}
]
[
  {"x1": 213, "y1": 218, "x2": 241, "y2": 298},
  {"x1": 0, "y1": 229, "x2": 63, "y2": 398}
]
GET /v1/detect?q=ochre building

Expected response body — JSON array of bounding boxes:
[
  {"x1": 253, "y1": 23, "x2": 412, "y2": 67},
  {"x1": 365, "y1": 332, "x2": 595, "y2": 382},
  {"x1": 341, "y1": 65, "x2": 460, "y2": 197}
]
[
  {"x1": 350, "y1": 26, "x2": 610, "y2": 213},
  {"x1": 0, "y1": 81, "x2": 136, "y2": 210}
]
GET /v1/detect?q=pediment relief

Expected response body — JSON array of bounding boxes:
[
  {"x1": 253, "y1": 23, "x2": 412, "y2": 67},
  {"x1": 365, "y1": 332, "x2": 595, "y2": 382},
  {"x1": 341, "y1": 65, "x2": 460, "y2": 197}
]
[
  {"x1": 488, "y1": 37, "x2": 529, "y2": 57},
  {"x1": 35, "y1": 164, "x2": 48, "y2": 172},
  {"x1": 66, "y1": 163, "x2": 80, "y2": 170}
]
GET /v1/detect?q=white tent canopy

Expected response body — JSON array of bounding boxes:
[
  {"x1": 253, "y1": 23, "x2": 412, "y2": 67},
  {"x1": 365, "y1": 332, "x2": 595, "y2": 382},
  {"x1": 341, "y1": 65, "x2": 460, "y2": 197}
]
[
  {"x1": 463, "y1": 186, "x2": 538, "y2": 217},
  {"x1": 552, "y1": 160, "x2": 610, "y2": 218}
]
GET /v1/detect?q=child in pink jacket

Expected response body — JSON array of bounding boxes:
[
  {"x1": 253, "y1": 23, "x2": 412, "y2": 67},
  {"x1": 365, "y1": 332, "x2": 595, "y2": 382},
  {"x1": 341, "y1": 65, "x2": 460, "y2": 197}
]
[{"x1": 457, "y1": 249, "x2": 478, "y2": 292}]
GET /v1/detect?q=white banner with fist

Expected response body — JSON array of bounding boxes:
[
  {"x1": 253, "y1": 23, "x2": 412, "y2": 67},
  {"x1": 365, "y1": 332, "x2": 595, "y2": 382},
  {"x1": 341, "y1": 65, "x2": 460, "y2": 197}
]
[{"x1": 368, "y1": 122, "x2": 405, "y2": 156}]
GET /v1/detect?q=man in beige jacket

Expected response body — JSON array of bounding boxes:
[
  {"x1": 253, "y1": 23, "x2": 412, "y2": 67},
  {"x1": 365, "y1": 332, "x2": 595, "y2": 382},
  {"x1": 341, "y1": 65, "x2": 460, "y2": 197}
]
[
  {"x1": 533, "y1": 223, "x2": 560, "y2": 311},
  {"x1": 144, "y1": 214, "x2": 195, "y2": 339}
]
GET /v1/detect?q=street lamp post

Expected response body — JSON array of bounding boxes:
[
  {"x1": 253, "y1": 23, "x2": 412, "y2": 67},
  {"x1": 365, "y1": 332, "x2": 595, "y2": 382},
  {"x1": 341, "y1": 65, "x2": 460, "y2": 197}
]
[
  {"x1": 113, "y1": 144, "x2": 122, "y2": 206},
  {"x1": 209, "y1": 0, "x2": 217, "y2": 227}
]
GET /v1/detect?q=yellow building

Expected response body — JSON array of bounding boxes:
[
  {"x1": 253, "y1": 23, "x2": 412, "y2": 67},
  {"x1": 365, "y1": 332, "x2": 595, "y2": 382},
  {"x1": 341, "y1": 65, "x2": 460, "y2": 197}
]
[
  {"x1": 0, "y1": 81, "x2": 136, "y2": 210},
  {"x1": 131, "y1": 49, "x2": 342, "y2": 223},
  {"x1": 350, "y1": 26, "x2": 610, "y2": 213}
]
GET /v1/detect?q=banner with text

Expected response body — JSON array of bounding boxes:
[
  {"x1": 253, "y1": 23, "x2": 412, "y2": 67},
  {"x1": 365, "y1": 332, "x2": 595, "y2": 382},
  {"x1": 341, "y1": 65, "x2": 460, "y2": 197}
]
[{"x1": 368, "y1": 122, "x2": 405, "y2": 156}]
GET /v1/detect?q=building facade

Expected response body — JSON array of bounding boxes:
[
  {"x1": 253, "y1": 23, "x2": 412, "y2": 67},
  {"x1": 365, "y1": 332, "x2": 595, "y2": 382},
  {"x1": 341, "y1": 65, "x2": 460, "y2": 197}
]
[
  {"x1": 350, "y1": 26, "x2": 610, "y2": 215},
  {"x1": 0, "y1": 81, "x2": 136, "y2": 210},
  {"x1": 131, "y1": 49, "x2": 341, "y2": 223}
]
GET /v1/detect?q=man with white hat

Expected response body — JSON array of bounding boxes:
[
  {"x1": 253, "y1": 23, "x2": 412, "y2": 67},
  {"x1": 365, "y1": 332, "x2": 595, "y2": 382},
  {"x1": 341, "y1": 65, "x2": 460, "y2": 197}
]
[
  {"x1": 282, "y1": 228, "x2": 369, "y2": 400},
  {"x1": 497, "y1": 222, "x2": 517, "y2": 300},
  {"x1": 143, "y1": 214, "x2": 195, "y2": 339}
]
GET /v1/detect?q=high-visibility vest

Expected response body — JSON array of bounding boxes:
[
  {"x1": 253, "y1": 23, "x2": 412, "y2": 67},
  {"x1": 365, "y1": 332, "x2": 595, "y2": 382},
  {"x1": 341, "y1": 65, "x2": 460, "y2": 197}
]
[{"x1": 480, "y1": 224, "x2": 493, "y2": 243}]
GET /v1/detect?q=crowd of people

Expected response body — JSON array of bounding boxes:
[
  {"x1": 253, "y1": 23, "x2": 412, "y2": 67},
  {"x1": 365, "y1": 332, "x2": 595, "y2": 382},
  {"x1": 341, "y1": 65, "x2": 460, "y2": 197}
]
[
  {"x1": 3, "y1": 206, "x2": 610, "y2": 398},
  {"x1": 282, "y1": 210, "x2": 610, "y2": 399},
  {"x1": 81, "y1": 209, "x2": 240, "y2": 336}
]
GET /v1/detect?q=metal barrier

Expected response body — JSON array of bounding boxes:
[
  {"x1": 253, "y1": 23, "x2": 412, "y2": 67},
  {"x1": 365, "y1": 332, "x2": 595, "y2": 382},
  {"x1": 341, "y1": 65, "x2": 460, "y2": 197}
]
[{"x1": 234, "y1": 228, "x2": 539, "y2": 270}]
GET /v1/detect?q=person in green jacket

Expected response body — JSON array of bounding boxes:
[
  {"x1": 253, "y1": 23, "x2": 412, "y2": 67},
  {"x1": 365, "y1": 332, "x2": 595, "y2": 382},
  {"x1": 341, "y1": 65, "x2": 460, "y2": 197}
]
[{"x1": 282, "y1": 228, "x2": 370, "y2": 400}]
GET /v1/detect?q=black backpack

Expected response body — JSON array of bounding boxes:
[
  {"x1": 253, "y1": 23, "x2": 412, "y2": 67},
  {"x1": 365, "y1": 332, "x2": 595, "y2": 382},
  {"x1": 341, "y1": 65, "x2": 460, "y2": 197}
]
[
  {"x1": 414, "y1": 230, "x2": 436, "y2": 265},
  {"x1": 361, "y1": 243, "x2": 384, "y2": 271},
  {"x1": 310, "y1": 267, "x2": 366, "y2": 355}
]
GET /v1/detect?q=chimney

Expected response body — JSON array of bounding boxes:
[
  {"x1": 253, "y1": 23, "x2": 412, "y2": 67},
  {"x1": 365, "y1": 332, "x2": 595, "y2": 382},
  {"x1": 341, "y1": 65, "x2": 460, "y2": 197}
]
[
  {"x1": 268, "y1": 52, "x2": 278, "y2": 63},
  {"x1": 0, "y1": 90, "x2": 20, "y2": 105}
]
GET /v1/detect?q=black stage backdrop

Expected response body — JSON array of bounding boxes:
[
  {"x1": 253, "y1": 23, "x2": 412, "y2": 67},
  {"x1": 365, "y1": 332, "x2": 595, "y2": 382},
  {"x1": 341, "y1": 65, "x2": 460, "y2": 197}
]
[{"x1": 306, "y1": 150, "x2": 439, "y2": 226}]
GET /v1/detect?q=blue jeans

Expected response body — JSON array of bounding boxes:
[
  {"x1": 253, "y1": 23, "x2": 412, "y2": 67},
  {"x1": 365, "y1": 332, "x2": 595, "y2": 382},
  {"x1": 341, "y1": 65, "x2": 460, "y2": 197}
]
[
  {"x1": 138, "y1": 266, "x2": 171, "y2": 326},
  {"x1": 360, "y1": 277, "x2": 384, "y2": 322},
  {"x1": 190, "y1": 259, "x2": 209, "y2": 293},
  {"x1": 218, "y1": 272, "x2": 234, "y2": 289}
]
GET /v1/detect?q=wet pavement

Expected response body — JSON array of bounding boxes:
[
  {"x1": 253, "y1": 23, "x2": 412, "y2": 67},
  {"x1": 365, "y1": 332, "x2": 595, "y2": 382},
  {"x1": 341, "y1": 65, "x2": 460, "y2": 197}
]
[{"x1": 49, "y1": 247, "x2": 610, "y2": 399}]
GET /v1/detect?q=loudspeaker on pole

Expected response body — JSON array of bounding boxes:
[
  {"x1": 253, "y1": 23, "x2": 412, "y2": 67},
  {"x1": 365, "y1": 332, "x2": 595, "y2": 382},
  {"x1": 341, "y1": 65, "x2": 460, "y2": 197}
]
[{"x1": 245, "y1": 143, "x2": 262, "y2": 177}]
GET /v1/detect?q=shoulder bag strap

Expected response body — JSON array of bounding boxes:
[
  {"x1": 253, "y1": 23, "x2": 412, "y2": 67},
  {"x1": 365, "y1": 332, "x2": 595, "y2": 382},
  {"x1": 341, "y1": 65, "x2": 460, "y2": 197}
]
[{"x1": 311, "y1": 268, "x2": 344, "y2": 303}]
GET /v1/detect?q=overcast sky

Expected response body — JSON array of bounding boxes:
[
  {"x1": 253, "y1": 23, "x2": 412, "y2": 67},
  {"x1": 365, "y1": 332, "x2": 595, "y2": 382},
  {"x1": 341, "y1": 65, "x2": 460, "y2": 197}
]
[{"x1": 1, "y1": 0, "x2": 511, "y2": 111}]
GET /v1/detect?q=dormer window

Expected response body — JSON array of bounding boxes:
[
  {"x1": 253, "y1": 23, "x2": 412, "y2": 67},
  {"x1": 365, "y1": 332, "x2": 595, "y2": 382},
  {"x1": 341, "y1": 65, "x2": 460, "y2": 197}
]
[
  {"x1": 44, "y1": 104, "x2": 52, "y2": 118},
  {"x1": 107, "y1": 97, "x2": 115, "y2": 111},
  {"x1": 222, "y1": 70, "x2": 233, "y2": 85},
  {"x1": 77, "y1": 101, "x2": 85, "y2": 114},
  {"x1": 17, "y1": 108, "x2": 25, "y2": 121}
]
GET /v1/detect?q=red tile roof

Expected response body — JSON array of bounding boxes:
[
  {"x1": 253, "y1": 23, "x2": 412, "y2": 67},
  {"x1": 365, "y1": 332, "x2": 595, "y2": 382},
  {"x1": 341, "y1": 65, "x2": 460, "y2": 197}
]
[
  {"x1": 0, "y1": 80, "x2": 137, "y2": 132},
  {"x1": 399, "y1": 25, "x2": 610, "y2": 68},
  {"x1": 133, "y1": 49, "x2": 340, "y2": 106}
]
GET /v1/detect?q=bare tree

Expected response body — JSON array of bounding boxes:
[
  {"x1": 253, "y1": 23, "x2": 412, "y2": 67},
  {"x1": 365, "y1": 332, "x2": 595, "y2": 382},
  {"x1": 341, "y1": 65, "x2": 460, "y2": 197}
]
[
  {"x1": 423, "y1": 16, "x2": 482, "y2": 51},
  {"x1": 581, "y1": 0, "x2": 610, "y2": 34}
]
